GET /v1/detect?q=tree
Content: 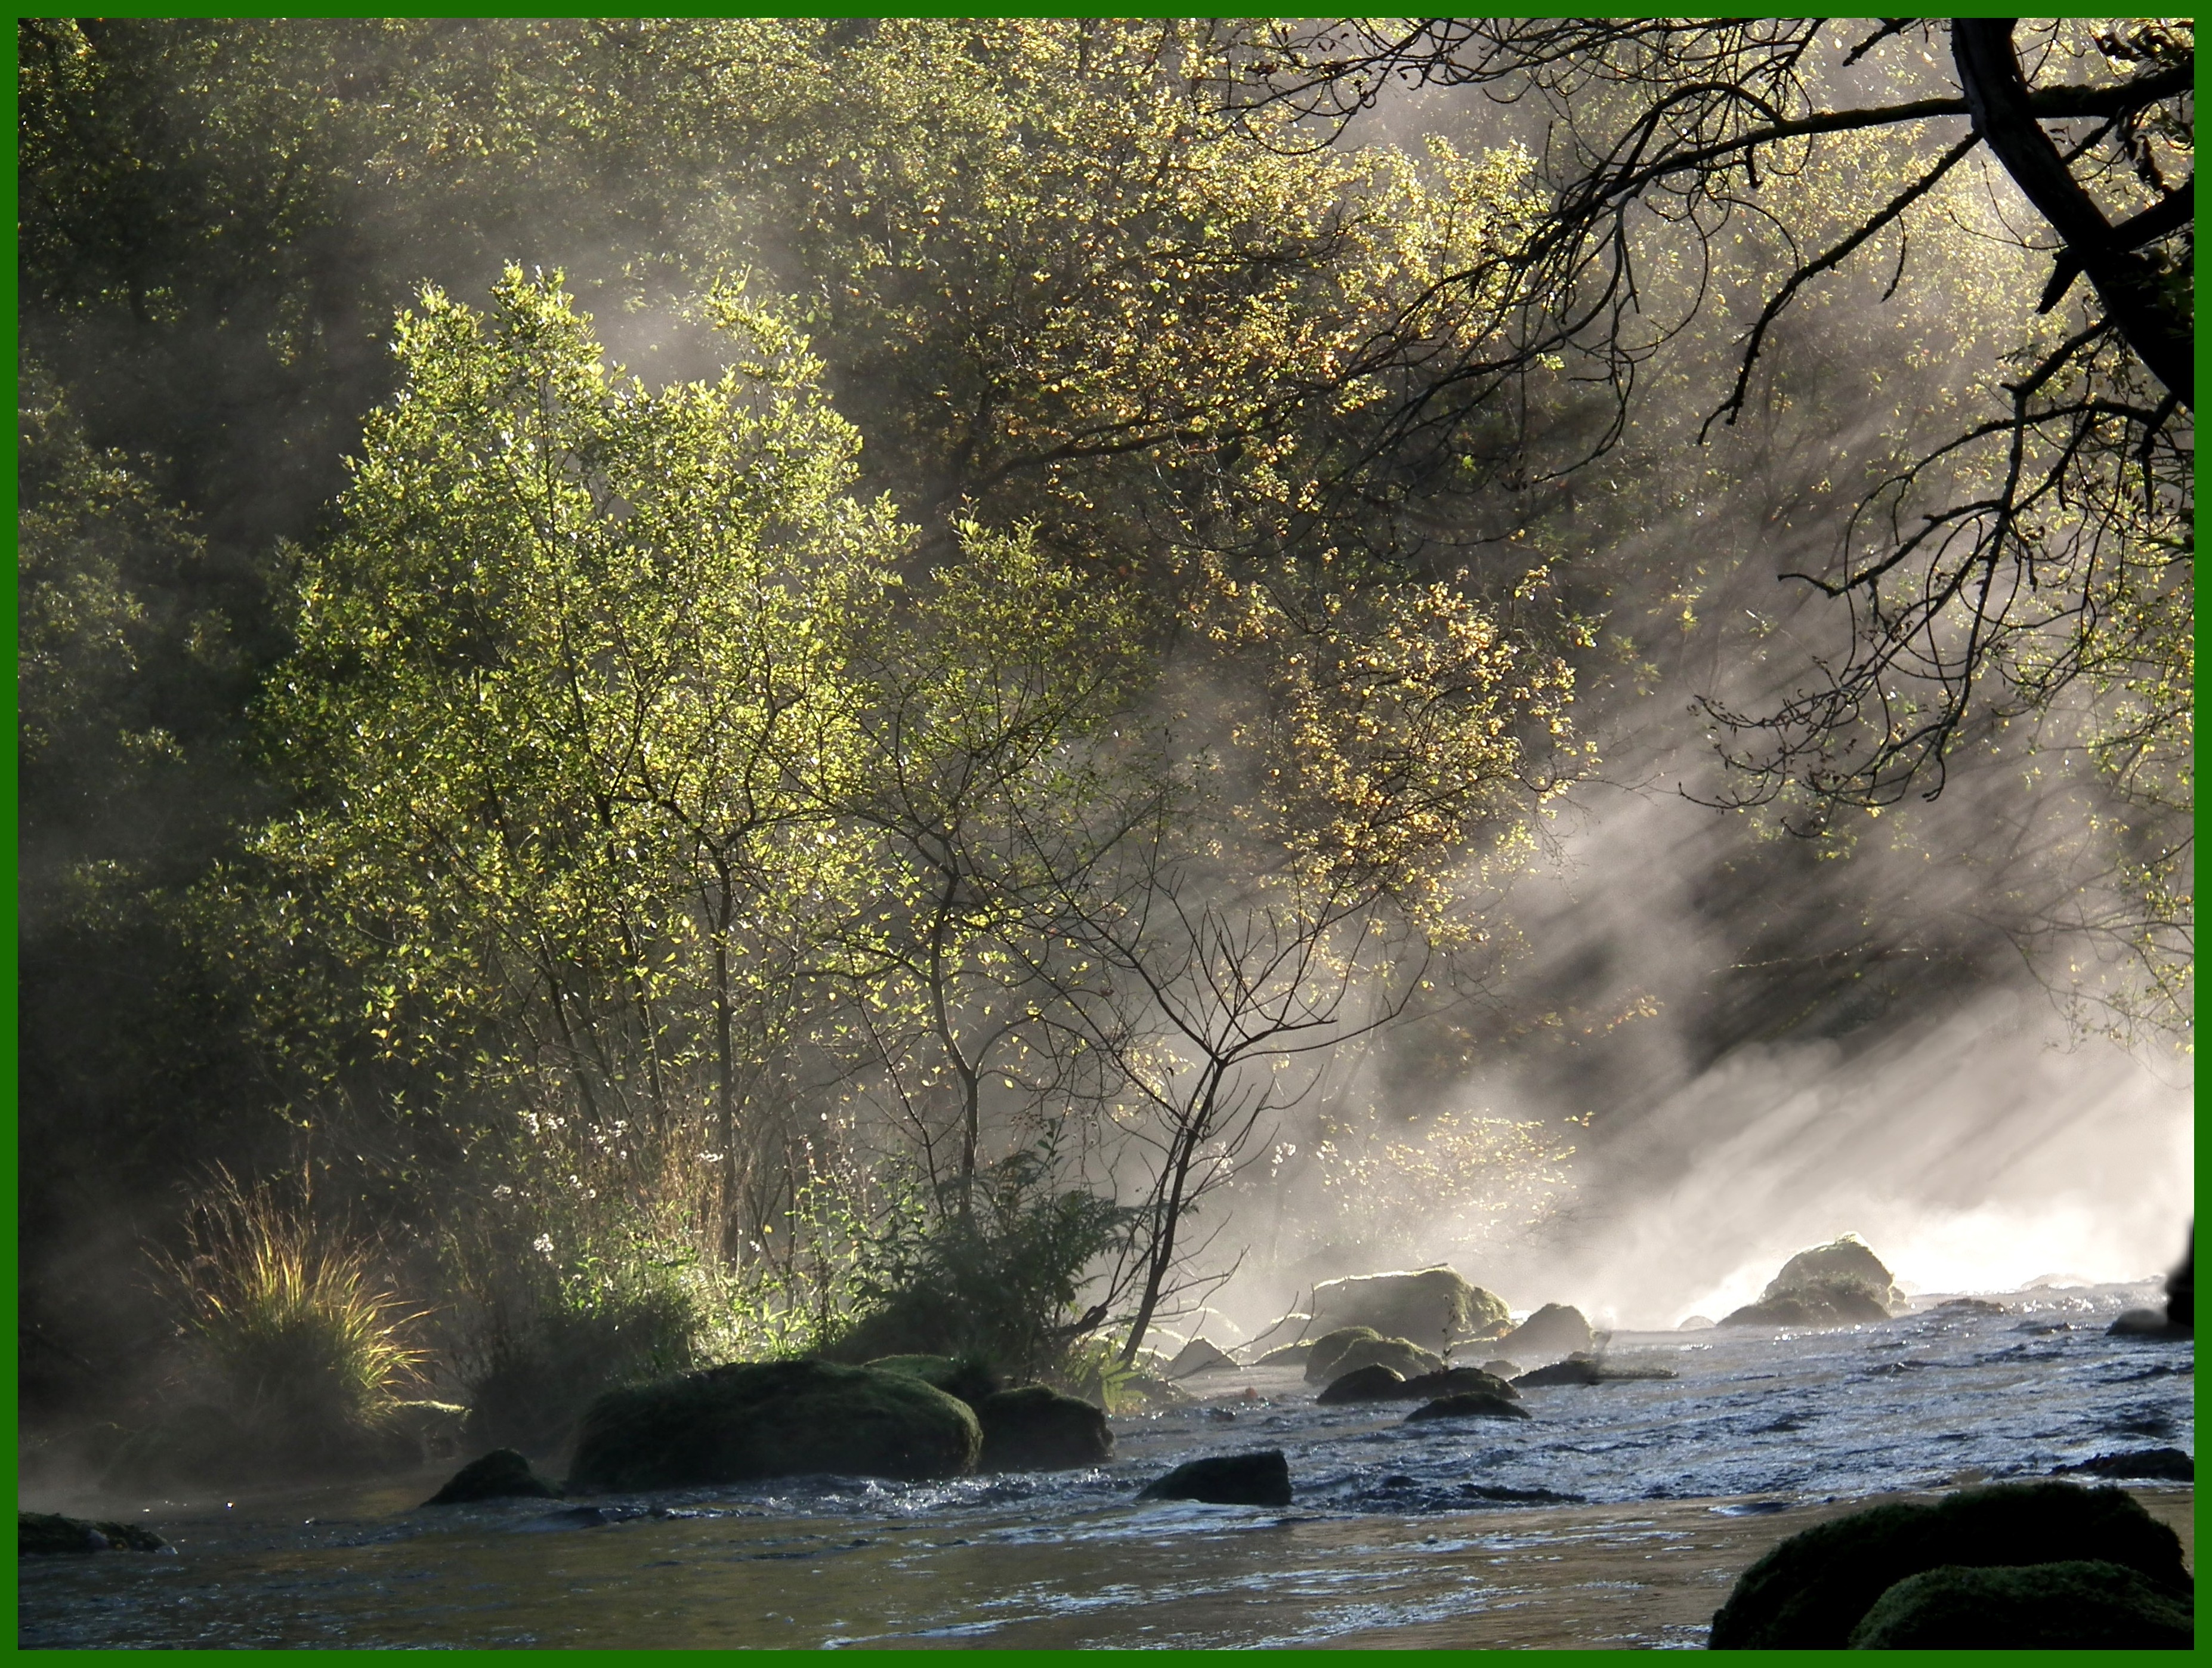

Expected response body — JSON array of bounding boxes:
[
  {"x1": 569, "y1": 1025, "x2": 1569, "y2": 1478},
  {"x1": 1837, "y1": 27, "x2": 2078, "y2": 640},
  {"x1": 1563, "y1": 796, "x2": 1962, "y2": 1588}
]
[
  {"x1": 258, "y1": 270, "x2": 903, "y2": 1237},
  {"x1": 1230, "y1": 17, "x2": 2191, "y2": 1029},
  {"x1": 1231, "y1": 17, "x2": 2190, "y2": 808},
  {"x1": 1041, "y1": 569, "x2": 1578, "y2": 1359}
]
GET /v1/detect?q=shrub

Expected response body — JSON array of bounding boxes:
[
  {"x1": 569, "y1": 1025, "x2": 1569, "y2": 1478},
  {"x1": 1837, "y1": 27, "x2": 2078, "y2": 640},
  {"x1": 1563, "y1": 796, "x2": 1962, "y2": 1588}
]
[
  {"x1": 157, "y1": 1169, "x2": 425, "y2": 1446},
  {"x1": 824, "y1": 1148, "x2": 1135, "y2": 1380}
]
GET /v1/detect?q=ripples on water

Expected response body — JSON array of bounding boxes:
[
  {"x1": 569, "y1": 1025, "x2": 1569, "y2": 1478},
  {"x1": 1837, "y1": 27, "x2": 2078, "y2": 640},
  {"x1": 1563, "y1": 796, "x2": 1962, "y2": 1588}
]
[{"x1": 19, "y1": 1282, "x2": 2192, "y2": 1648}]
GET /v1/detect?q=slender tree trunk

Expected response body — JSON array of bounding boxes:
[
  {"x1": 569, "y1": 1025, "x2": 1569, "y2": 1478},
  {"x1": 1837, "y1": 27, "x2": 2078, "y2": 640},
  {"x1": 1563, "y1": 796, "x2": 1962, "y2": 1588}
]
[{"x1": 1119, "y1": 1069, "x2": 1221, "y2": 1364}]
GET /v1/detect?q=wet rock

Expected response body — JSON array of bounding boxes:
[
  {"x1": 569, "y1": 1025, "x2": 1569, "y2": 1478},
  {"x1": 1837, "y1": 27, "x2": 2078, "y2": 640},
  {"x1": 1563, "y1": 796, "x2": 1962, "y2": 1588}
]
[
  {"x1": 865, "y1": 1354, "x2": 1002, "y2": 1408},
  {"x1": 1499, "y1": 1302, "x2": 1593, "y2": 1359},
  {"x1": 567, "y1": 1360, "x2": 980, "y2": 1491},
  {"x1": 1513, "y1": 1354, "x2": 1604, "y2": 1386},
  {"x1": 1459, "y1": 1482, "x2": 1581, "y2": 1503},
  {"x1": 1302, "y1": 1328, "x2": 1441, "y2": 1385},
  {"x1": 2054, "y1": 1448, "x2": 2194, "y2": 1482},
  {"x1": 1401, "y1": 1366, "x2": 1519, "y2": 1402},
  {"x1": 1166, "y1": 1336, "x2": 1240, "y2": 1378},
  {"x1": 1846, "y1": 1559, "x2": 2194, "y2": 1649},
  {"x1": 1676, "y1": 1315, "x2": 1715, "y2": 1331},
  {"x1": 424, "y1": 1447, "x2": 562, "y2": 1505},
  {"x1": 2108, "y1": 1308, "x2": 2191, "y2": 1340},
  {"x1": 1707, "y1": 1480, "x2": 2191, "y2": 1648},
  {"x1": 1510, "y1": 1353, "x2": 1675, "y2": 1387},
  {"x1": 1135, "y1": 1448, "x2": 1292, "y2": 1507},
  {"x1": 1479, "y1": 1358, "x2": 1521, "y2": 1378},
  {"x1": 1722, "y1": 1289, "x2": 1892, "y2": 1328},
  {"x1": 1926, "y1": 1297, "x2": 2009, "y2": 1316},
  {"x1": 1308, "y1": 1267, "x2": 1509, "y2": 1351},
  {"x1": 1720, "y1": 1234, "x2": 1901, "y2": 1329},
  {"x1": 975, "y1": 1385, "x2": 1111, "y2": 1471},
  {"x1": 19, "y1": 1511, "x2": 168, "y2": 1555},
  {"x1": 1315, "y1": 1364, "x2": 1408, "y2": 1404},
  {"x1": 2165, "y1": 1225, "x2": 2191, "y2": 1330},
  {"x1": 1405, "y1": 1392, "x2": 1531, "y2": 1423}
]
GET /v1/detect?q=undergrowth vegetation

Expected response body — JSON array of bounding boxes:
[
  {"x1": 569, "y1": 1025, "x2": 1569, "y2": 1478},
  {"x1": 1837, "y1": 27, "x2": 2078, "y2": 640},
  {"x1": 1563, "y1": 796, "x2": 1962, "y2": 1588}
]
[{"x1": 157, "y1": 1169, "x2": 427, "y2": 1441}]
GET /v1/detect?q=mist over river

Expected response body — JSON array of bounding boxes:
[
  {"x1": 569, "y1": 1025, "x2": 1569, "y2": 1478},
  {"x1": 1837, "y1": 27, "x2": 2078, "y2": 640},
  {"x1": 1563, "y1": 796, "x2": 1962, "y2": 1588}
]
[{"x1": 21, "y1": 1280, "x2": 2191, "y2": 1649}]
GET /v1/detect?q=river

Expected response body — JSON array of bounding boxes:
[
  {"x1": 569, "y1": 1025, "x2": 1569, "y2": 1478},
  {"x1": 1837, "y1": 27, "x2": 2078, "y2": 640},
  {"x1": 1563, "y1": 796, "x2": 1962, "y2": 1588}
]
[{"x1": 18, "y1": 1278, "x2": 2192, "y2": 1648}]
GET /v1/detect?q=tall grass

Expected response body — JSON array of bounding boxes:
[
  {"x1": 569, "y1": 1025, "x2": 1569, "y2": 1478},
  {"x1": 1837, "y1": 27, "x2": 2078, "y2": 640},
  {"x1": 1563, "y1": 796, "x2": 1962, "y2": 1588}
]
[{"x1": 159, "y1": 1168, "x2": 426, "y2": 1434}]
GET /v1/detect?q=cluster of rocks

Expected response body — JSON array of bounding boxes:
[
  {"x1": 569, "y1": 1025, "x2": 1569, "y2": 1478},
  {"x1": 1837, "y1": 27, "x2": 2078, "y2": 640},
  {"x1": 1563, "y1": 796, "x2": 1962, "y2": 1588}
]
[{"x1": 1709, "y1": 1481, "x2": 2193, "y2": 1648}]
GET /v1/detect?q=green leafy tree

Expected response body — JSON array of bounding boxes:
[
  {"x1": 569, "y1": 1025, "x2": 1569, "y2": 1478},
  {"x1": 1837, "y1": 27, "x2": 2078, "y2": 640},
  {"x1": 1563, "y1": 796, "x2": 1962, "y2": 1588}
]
[{"x1": 259, "y1": 270, "x2": 904, "y2": 1234}]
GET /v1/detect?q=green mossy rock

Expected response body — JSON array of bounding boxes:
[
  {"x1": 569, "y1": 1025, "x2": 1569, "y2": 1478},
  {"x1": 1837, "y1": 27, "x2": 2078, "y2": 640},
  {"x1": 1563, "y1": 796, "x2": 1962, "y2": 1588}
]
[
  {"x1": 1309, "y1": 1267, "x2": 1509, "y2": 1348},
  {"x1": 1846, "y1": 1559, "x2": 2194, "y2": 1648},
  {"x1": 567, "y1": 1360, "x2": 981, "y2": 1491},
  {"x1": 20, "y1": 1511, "x2": 168, "y2": 1555},
  {"x1": 1709, "y1": 1481, "x2": 2191, "y2": 1648},
  {"x1": 1302, "y1": 1328, "x2": 1441, "y2": 1385},
  {"x1": 864, "y1": 1354, "x2": 1002, "y2": 1408},
  {"x1": 1405, "y1": 1392, "x2": 1531, "y2": 1422},
  {"x1": 1722, "y1": 1235, "x2": 1899, "y2": 1328},
  {"x1": 1315, "y1": 1364, "x2": 1408, "y2": 1404},
  {"x1": 424, "y1": 1447, "x2": 562, "y2": 1505},
  {"x1": 975, "y1": 1385, "x2": 1112, "y2": 1471}
]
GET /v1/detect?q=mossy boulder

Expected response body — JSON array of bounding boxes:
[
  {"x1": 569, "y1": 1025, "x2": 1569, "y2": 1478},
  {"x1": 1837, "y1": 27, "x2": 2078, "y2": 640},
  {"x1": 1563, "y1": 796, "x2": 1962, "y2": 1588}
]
[
  {"x1": 1302, "y1": 1327, "x2": 1441, "y2": 1385},
  {"x1": 1136, "y1": 1448, "x2": 1292, "y2": 1506},
  {"x1": 2054, "y1": 1448, "x2": 2194, "y2": 1482},
  {"x1": 1315, "y1": 1364, "x2": 1408, "y2": 1404},
  {"x1": 1845, "y1": 1558, "x2": 2194, "y2": 1648},
  {"x1": 864, "y1": 1354, "x2": 1002, "y2": 1408},
  {"x1": 20, "y1": 1512, "x2": 168, "y2": 1555},
  {"x1": 1320, "y1": 1364, "x2": 1519, "y2": 1405},
  {"x1": 1499, "y1": 1303, "x2": 1593, "y2": 1359},
  {"x1": 1309, "y1": 1267, "x2": 1508, "y2": 1349},
  {"x1": 1722, "y1": 1234, "x2": 1899, "y2": 1329},
  {"x1": 566, "y1": 1360, "x2": 981, "y2": 1491},
  {"x1": 1708, "y1": 1481, "x2": 2191, "y2": 1648},
  {"x1": 1405, "y1": 1392, "x2": 1531, "y2": 1423},
  {"x1": 1401, "y1": 1366, "x2": 1519, "y2": 1402},
  {"x1": 1165, "y1": 1337, "x2": 1240, "y2": 1378},
  {"x1": 1253, "y1": 1341, "x2": 1314, "y2": 1367},
  {"x1": 424, "y1": 1447, "x2": 563, "y2": 1505},
  {"x1": 975, "y1": 1385, "x2": 1111, "y2": 1471}
]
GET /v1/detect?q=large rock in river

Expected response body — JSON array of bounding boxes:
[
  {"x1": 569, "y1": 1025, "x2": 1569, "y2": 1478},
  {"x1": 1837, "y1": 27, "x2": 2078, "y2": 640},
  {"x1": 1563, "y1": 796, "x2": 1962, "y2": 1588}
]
[
  {"x1": 865, "y1": 1354, "x2": 1002, "y2": 1407},
  {"x1": 1136, "y1": 1448, "x2": 1292, "y2": 1506},
  {"x1": 1166, "y1": 1337, "x2": 1240, "y2": 1378},
  {"x1": 1707, "y1": 1481, "x2": 2191, "y2": 1648},
  {"x1": 20, "y1": 1512, "x2": 168, "y2": 1555},
  {"x1": 1499, "y1": 1303, "x2": 1593, "y2": 1359},
  {"x1": 567, "y1": 1360, "x2": 980, "y2": 1491},
  {"x1": 424, "y1": 1447, "x2": 562, "y2": 1506},
  {"x1": 1405, "y1": 1392, "x2": 1531, "y2": 1423},
  {"x1": 975, "y1": 1386, "x2": 1111, "y2": 1472},
  {"x1": 1720, "y1": 1234, "x2": 1901, "y2": 1329},
  {"x1": 1309, "y1": 1267, "x2": 1508, "y2": 1349},
  {"x1": 1846, "y1": 1559, "x2": 2193, "y2": 1648},
  {"x1": 1302, "y1": 1327, "x2": 1441, "y2": 1385}
]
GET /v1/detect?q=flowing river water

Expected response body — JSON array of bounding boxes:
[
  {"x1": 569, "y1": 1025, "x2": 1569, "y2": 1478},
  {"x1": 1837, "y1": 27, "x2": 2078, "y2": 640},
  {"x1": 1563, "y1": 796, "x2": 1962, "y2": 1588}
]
[{"x1": 19, "y1": 1280, "x2": 2192, "y2": 1648}]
